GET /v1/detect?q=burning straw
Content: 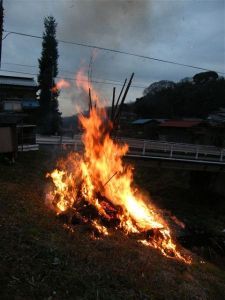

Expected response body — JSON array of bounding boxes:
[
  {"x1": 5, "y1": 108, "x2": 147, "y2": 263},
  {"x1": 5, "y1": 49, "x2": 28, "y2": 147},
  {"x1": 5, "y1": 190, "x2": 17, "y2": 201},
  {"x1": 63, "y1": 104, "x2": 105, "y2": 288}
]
[{"x1": 46, "y1": 68, "x2": 191, "y2": 264}]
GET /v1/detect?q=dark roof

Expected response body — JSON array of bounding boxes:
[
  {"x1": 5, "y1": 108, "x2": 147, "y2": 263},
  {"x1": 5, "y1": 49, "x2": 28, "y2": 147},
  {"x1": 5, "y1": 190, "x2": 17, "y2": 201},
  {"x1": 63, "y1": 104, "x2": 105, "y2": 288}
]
[
  {"x1": 160, "y1": 120, "x2": 202, "y2": 128},
  {"x1": 0, "y1": 75, "x2": 37, "y2": 88},
  {"x1": 132, "y1": 118, "x2": 153, "y2": 125}
]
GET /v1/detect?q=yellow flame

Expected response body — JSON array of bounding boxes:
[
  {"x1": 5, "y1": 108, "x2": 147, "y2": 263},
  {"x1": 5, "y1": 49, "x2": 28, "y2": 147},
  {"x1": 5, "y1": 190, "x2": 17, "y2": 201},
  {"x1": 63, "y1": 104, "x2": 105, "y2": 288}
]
[{"x1": 46, "y1": 68, "x2": 191, "y2": 264}]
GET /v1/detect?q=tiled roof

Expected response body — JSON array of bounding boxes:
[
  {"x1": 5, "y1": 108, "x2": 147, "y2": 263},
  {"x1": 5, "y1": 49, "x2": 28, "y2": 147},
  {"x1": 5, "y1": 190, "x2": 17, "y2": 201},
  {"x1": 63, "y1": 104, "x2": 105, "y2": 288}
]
[{"x1": 160, "y1": 120, "x2": 202, "y2": 128}]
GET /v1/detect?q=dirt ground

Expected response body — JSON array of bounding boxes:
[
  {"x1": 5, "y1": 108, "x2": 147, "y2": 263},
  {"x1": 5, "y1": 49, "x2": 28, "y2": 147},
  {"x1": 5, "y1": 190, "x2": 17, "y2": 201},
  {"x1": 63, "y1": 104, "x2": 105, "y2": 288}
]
[{"x1": 0, "y1": 151, "x2": 225, "y2": 300}]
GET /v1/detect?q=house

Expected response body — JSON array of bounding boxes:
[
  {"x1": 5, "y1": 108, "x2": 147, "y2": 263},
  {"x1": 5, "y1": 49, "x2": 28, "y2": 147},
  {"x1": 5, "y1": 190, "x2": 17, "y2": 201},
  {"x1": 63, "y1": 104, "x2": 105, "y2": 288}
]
[
  {"x1": 0, "y1": 75, "x2": 39, "y2": 154},
  {"x1": 0, "y1": 75, "x2": 39, "y2": 123},
  {"x1": 158, "y1": 119, "x2": 204, "y2": 143},
  {"x1": 130, "y1": 118, "x2": 160, "y2": 139}
]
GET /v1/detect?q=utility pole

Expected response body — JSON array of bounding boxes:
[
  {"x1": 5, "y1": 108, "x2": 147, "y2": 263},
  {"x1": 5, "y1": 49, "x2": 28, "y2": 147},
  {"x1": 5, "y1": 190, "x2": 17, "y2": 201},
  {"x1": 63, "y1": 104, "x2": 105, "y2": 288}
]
[{"x1": 0, "y1": 0, "x2": 4, "y2": 68}]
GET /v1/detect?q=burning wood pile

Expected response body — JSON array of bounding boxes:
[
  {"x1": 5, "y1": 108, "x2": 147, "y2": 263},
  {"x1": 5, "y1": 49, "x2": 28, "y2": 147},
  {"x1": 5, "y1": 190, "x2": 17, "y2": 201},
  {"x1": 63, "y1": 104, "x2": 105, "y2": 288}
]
[{"x1": 46, "y1": 68, "x2": 191, "y2": 264}]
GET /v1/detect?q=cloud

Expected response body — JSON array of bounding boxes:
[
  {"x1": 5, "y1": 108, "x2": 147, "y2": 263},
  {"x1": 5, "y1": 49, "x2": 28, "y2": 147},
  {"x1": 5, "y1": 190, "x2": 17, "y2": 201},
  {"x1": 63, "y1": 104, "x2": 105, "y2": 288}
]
[{"x1": 1, "y1": 0, "x2": 224, "y2": 116}]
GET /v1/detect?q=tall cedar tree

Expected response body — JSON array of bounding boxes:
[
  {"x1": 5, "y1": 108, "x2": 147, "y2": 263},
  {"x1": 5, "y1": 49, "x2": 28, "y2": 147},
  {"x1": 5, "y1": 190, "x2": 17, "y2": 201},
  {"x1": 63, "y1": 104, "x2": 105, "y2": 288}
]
[{"x1": 38, "y1": 16, "x2": 61, "y2": 134}]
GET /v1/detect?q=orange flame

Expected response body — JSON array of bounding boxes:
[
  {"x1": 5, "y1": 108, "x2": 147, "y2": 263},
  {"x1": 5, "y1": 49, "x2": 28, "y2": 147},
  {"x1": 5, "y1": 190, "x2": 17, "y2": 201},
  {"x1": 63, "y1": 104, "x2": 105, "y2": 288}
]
[
  {"x1": 51, "y1": 79, "x2": 71, "y2": 93},
  {"x1": 46, "y1": 69, "x2": 191, "y2": 264},
  {"x1": 76, "y1": 67, "x2": 105, "y2": 107}
]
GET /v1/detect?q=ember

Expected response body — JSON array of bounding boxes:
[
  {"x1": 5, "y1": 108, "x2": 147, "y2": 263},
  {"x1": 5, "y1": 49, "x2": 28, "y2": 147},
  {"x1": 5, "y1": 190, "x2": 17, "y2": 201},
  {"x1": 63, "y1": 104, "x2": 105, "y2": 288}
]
[{"x1": 46, "y1": 68, "x2": 191, "y2": 264}]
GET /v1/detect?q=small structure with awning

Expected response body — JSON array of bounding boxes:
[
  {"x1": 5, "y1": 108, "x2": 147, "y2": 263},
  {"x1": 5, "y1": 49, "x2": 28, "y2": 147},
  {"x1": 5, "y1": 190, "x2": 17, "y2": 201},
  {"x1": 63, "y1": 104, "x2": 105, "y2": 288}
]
[{"x1": 0, "y1": 75, "x2": 39, "y2": 156}]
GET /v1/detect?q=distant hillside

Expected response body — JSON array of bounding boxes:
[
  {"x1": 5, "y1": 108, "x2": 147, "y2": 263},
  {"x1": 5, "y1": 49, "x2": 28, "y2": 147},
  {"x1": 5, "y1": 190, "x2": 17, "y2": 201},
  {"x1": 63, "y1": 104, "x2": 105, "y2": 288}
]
[{"x1": 133, "y1": 71, "x2": 225, "y2": 119}]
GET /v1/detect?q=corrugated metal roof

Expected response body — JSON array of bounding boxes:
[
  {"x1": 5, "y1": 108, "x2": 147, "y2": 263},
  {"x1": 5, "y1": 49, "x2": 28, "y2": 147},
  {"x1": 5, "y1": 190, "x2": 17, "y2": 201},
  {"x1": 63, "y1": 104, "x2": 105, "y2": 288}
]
[
  {"x1": 132, "y1": 118, "x2": 153, "y2": 125},
  {"x1": 160, "y1": 120, "x2": 202, "y2": 128},
  {"x1": 0, "y1": 75, "x2": 37, "y2": 87}
]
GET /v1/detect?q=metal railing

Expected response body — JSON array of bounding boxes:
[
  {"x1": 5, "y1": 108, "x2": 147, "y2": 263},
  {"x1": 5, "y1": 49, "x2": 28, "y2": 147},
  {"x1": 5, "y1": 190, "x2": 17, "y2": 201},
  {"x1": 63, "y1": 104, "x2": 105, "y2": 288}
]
[{"x1": 36, "y1": 135, "x2": 225, "y2": 164}]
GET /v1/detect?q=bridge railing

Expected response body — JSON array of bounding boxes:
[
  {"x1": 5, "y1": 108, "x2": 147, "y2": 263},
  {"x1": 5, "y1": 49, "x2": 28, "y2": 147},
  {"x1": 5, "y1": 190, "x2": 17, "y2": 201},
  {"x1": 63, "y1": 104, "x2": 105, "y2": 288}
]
[
  {"x1": 36, "y1": 135, "x2": 225, "y2": 163},
  {"x1": 115, "y1": 137, "x2": 224, "y2": 162}
]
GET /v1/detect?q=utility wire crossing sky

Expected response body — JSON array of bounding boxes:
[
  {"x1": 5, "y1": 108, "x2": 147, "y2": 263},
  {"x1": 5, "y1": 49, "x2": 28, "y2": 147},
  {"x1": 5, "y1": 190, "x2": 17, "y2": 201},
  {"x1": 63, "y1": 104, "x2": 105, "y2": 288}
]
[{"x1": 1, "y1": 0, "x2": 224, "y2": 116}]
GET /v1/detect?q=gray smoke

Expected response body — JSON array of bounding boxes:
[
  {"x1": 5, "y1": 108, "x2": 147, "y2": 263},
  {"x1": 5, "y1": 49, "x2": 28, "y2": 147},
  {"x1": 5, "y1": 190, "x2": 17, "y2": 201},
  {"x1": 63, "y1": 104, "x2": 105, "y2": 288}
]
[
  {"x1": 58, "y1": 0, "x2": 152, "y2": 49},
  {"x1": 56, "y1": 0, "x2": 170, "y2": 110}
]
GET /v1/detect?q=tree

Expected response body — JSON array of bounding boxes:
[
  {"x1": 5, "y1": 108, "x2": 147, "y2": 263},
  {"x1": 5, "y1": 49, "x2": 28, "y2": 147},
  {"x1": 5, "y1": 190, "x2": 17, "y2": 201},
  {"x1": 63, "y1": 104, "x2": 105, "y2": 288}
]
[
  {"x1": 193, "y1": 71, "x2": 218, "y2": 84},
  {"x1": 133, "y1": 72, "x2": 225, "y2": 119},
  {"x1": 38, "y1": 16, "x2": 61, "y2": 134}
]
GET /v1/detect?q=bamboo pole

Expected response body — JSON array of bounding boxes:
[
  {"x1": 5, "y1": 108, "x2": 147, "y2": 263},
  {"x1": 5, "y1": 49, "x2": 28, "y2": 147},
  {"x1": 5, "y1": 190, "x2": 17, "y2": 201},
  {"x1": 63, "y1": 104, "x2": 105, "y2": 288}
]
[
  {"x1": 113, "y1": 78, "x2": 127, "y2": 121},
  {"x1": 113, "y1": 73, "x2": 134, "y2": 126},
  {"x1": 88, "y1": 88, "x2": 93, "y2": 112},
  {"x1": 110, "y1": 87, "x2": 116, "y2": 121}
]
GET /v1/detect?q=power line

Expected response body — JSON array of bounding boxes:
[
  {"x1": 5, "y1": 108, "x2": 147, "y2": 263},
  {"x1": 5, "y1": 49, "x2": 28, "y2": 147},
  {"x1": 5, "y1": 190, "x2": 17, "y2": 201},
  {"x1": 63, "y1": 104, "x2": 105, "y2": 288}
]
[
  {"x1": 0, "y1": 68, "x2": 146, "y2": 89},
  {"x1": 0, "y1": 68, "x2": 37, "y2": 76},
  {"x1": 1, "y1": 61, "x2": 125, "y2": 84},
  {"x1": 3, "y1": 29, "x2": 225, "y2": 75},
  {"x1": 1, "y1": 61, "x2": 148, "y2": 86}
]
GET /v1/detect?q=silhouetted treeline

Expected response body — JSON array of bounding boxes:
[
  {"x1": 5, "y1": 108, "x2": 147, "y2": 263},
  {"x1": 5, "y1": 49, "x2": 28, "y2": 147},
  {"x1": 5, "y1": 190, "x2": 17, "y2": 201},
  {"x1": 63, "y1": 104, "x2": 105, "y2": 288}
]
[{"x1": 133, "y1": 71, "x2": 225, "y2": 118}]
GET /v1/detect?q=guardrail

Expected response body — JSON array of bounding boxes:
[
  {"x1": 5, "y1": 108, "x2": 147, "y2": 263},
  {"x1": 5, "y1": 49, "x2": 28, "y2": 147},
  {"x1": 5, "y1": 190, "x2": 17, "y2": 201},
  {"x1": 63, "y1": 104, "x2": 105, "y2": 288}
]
[
  {"x1": 18, "y1": 144, "x2": 39, "y2": 152},
  {"x1": 36, "y1": 135, "x2": 225, "y2": 164},
  {"x1": 120, "y1": 138, "x2": 225, "y2": 163}
]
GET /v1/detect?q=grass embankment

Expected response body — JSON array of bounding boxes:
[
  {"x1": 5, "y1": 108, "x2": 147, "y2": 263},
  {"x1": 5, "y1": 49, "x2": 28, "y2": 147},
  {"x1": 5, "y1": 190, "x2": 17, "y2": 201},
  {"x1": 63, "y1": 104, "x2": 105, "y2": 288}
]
[
  {"x1": 0, "y1": 151, "x2": 225, "y2": 300},
  {"x1": 134, "y1": 165, "x2": 225, "y2": 234}
]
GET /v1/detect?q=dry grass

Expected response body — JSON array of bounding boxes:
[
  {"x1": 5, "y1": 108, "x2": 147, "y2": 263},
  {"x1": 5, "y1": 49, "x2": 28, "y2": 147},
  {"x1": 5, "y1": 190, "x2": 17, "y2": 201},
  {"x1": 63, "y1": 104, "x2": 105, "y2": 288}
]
[{"x1": 0, "y1": 151, "x2": 225, "y2": 300}]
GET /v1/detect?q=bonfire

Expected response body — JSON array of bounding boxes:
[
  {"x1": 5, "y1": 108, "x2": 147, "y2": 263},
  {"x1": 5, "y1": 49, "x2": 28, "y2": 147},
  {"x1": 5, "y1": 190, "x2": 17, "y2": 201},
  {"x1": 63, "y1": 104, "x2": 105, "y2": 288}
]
[{"x1": 46, "y1": 68, "x2": 191, "y2": 264}]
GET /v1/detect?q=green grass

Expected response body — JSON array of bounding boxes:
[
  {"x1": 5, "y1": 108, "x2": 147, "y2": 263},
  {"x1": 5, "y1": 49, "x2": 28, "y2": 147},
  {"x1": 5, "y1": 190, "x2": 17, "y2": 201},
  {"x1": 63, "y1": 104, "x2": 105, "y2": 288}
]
[{"x1": 0, "y1": 151, "x2": 225, "y2": 299}]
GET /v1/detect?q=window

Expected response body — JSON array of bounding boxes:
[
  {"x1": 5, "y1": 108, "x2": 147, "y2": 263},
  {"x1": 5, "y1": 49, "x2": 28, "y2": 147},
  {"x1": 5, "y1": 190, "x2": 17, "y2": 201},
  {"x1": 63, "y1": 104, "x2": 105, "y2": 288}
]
[{"x1": 3, "y1": 101, "x2": 22, "y2": 112}]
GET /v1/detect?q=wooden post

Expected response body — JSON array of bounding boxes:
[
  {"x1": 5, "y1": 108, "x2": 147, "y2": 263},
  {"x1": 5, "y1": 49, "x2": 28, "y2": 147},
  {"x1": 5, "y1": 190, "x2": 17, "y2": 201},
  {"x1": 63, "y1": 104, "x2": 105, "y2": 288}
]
[
  {"x1": 170, "y1": 144, "x2": 173, "y2": 158},
  {"x1": 142, "y1": 141, "x2": 146, "y2": 155},
  {"x1": 195, "y1": 146, "x2": 199, "y2": 159},
  {"x1": 220, "y1": 149, "x2": 223, "y2": 162}
]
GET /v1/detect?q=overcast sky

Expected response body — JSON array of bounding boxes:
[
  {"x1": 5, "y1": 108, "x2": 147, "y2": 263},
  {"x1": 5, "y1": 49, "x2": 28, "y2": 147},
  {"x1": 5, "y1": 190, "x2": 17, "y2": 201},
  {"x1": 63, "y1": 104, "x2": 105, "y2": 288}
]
[{"x1": 1, "y1": 0, "x2": 225, "y2": 116}]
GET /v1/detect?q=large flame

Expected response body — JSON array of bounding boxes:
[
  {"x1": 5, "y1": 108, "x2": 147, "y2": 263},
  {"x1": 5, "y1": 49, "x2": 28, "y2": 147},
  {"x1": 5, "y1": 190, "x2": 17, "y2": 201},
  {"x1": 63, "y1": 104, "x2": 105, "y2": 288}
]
[{"x1": 46, "y1": 69, "x2": 191, "y2": 264}]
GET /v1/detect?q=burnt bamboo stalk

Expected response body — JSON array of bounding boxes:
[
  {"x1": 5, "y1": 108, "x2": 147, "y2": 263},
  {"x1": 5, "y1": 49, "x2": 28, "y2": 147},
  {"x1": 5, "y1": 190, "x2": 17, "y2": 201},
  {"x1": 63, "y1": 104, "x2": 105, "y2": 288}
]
[
  {"x1": 113, "y1": 78, "x2": 127, "y2": 120},
  {"x1": 110, "y1": 87, "x2": 116, "y2": 121},
  {"x1": 113, "y1": 73, "x2": 134, "y2": 126},
  {"x1": 88, "y1": 88, "x2": 93, "y2": 112},
  {"x1": 103, "y1": 171, "x2": 118, "y2": 187}
]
